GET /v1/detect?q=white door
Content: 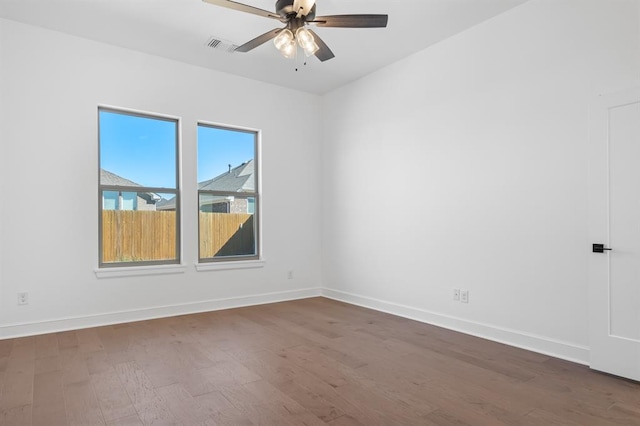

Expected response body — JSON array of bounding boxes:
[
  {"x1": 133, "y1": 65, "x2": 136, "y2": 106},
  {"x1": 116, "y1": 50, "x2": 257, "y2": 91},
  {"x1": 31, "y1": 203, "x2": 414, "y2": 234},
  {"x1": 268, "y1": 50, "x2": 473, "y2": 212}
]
[{"x1": 588, "y1": 87, "x2": 640, "y2": 381}]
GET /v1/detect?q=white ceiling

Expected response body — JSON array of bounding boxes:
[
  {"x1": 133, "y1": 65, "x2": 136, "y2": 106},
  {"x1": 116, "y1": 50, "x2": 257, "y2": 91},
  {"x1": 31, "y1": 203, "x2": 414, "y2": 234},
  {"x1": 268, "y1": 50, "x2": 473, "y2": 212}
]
[{"x1": 0, "y1": 0, "x2": 528, "y2": 94}]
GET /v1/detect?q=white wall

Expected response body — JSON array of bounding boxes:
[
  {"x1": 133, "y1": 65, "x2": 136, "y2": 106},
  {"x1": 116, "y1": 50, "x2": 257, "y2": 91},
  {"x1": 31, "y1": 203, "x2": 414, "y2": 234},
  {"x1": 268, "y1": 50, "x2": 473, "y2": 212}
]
[
  {"x1": 0, "y1": 19, "x2": 323, "y2": 338},
  {"x1": 2, "y1": 0, "x2": 639, "y2": 365},
  {"x1": 321, "y1": 0, "x2": 640, "y2": 363},
  {"x1": 0, "y1": 20, "x2": 4, "y2": 326}
]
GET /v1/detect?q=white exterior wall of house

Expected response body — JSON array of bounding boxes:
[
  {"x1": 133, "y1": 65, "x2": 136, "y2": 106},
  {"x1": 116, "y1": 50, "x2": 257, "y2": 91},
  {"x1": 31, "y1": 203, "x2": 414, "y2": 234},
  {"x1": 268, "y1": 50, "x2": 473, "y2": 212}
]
[
  {"x1": 321, "y1": 0, "x2": 640, "y2": 364},
  {"x1": 0, "y1": 18, "x2": 323, "y2": 337}
]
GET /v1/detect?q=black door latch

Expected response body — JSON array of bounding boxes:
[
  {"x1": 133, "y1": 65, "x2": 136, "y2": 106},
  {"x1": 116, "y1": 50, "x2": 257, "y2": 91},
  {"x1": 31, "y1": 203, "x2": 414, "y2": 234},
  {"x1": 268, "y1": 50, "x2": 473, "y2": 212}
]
[{"x1": 593, "y1": 243, "x2": 612, "y2": 253}]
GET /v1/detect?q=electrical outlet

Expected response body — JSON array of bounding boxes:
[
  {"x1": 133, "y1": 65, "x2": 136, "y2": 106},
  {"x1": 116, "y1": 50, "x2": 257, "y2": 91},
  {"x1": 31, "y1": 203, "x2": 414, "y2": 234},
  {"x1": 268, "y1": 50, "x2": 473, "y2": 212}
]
[
  {"x1": 17, "y1": 292, "x2": 29, "y2": 305},
  {"x1": 287, "y1": 270, "x2": 294, "y2": 280},
  {"x1": 461, "y1": 290, "x2": 469, "y2": 304},
  {"x1": 453, "y1": 289, "x2": 460, "y2": 301}
]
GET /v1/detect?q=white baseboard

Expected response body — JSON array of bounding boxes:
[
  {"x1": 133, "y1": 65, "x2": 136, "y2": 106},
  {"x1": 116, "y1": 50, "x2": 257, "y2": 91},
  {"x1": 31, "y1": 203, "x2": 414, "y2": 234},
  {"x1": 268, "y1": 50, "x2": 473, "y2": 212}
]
[
  {"x1": 322, "y1": 288, "x2": 589, "y2": 365},
  {"x1": 0, "y1": 287, "x2": 323, "y2": 339},
  {"x1": 0, "y1": 286, "x2": 591, "y2": 366}
]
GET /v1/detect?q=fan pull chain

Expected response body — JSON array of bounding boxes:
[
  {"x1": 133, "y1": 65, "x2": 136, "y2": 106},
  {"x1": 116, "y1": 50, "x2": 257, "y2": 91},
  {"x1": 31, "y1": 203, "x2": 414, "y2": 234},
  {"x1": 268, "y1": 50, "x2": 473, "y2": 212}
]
[{"x1": 294, "y1": 47, "x2": 308, "y2": 72}]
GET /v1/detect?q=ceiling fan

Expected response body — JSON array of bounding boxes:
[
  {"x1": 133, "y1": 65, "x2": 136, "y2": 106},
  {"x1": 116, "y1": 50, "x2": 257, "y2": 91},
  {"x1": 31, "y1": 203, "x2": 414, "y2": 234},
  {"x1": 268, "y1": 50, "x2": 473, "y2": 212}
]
[{"x1": 202, "y1": 0, "x2": 388, "y2": 62}]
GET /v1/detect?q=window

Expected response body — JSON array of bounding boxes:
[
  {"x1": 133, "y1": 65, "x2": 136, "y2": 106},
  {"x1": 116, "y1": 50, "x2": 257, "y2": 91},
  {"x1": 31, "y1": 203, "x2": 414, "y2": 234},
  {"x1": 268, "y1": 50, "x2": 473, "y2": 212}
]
[
  {"x1": 98, "y1": 108, "x2": 180, "y2": 267},
  {"x1": 197, "y1": 123, "x2": 259, "y2": 262}
]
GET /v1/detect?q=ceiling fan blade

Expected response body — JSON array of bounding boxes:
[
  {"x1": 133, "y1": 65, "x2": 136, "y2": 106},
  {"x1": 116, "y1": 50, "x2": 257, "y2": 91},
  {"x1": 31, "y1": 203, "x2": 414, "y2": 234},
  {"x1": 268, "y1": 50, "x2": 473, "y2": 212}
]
[
  {"x1": 312, "y1": 14, "x2": 388, "y2": 28},
  {"x1": 235, "y1": 28, "x2": 282, "y2": 52},
  {"x1": 293, "y1": 0, "x2": 315, "y2": 17},
  {"x1": 307, "y1": 29, "x2": 335, "y2": 62},
  {"x1": 202, "y1": 0, "x2": 281, "y2": 20}
]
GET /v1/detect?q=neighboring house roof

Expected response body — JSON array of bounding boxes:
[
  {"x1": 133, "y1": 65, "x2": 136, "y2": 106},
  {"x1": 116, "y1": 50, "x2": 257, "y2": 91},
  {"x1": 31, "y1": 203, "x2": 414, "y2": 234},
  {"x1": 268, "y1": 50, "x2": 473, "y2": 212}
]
[
  {"x1": 100, "y1": 169, "x2": 144, "y2": 187},
  {"x1": 155, "y1": 197, "x2": 174, "y2": 210},
  {"x1": 198, "y1": 160, "x2": 255, "y2": 193},
  {"x1": 157, "y1": 160, "x2": 255, "y2": 211},
  {"x1": 100, "y1": 169, "x2": 161, "y2": 203}
]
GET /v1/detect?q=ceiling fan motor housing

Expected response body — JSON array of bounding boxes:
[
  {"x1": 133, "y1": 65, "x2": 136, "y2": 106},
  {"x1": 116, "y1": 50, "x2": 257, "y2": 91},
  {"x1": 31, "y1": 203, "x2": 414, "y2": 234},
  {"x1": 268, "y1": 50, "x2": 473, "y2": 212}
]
[{"x1": 275, "y1": 0, "x2": 316, "y2": 20}]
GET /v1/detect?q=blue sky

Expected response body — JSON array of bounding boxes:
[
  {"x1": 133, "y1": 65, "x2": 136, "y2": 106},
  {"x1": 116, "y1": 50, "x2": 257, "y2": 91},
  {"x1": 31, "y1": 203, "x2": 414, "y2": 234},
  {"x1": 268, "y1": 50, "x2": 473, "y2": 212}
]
[
  {"x1": 197, "y1": 125, "x2": 254, "y2": 183},
  {"x1": 99, "y1": 110, "x2": 254, "y2": 188}
]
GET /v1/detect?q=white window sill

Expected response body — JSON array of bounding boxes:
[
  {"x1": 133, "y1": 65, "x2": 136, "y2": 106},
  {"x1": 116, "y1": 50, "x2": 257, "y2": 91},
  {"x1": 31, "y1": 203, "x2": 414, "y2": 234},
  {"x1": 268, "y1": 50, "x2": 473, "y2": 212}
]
[
  {"x1": 195, "y1": 259, "x2": 266, "y2": 272},
  {"x1": 95, "y1": 263, "x2": 187, "y2": 279}
]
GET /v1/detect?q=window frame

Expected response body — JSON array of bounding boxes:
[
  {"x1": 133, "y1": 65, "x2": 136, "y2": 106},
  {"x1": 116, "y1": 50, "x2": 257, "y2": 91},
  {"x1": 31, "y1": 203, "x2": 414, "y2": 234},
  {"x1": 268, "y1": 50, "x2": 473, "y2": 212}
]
[
  {"x1": 97, "y1": 106, "x2": 181, "y2": 268},
  {"x1": 196, "y1": 121, "x2": 261, "y2": 264}
]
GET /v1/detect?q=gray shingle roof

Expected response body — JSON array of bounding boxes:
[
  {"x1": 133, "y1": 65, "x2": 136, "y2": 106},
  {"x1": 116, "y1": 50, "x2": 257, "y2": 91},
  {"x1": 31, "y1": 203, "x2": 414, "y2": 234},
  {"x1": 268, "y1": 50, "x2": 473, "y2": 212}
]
[
  {"x1": 155, "y1": 197, "x2": 174, "y2": 210},
  {"x1": 100, "y1": 169, "x2": 160, "y2": 204},
  {"x1": 100, "y1": 169, "x2": 142, "y2": 187},
  {"x1": 198, "y1": 160, "x2": 255, "y2": 193},
  {"x1": 156, "y1": 160, "x2": 254, "y2": 211}
]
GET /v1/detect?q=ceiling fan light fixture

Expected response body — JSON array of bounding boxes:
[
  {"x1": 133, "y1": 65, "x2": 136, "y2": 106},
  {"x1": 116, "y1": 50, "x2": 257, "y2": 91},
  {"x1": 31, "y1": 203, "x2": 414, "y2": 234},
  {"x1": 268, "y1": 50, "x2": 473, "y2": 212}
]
[
  {"x1": 302, "y1": 40, "x2": 319, "y2": 57},
  {"x1": 273, "y1": 28, "x2": 294, "y2": 51},
  {"x1": 295, "y1": 27, "x2": 318, "y2": 56},
  {"x1": 280, "y1": 39, "x2": 297, "y2": 58}
]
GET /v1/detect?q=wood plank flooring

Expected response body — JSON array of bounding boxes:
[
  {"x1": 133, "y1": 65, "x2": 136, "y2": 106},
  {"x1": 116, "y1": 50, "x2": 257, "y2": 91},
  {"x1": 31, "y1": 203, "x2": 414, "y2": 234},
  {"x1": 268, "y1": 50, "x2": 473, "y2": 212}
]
[{"x1": 1, "y1": 297, "x2": 639, "y2": 425}]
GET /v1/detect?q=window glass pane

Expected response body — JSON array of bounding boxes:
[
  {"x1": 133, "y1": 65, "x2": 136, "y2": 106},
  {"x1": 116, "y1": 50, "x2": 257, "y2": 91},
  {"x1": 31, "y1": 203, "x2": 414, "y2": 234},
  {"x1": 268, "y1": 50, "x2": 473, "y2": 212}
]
[
  {"x1": 121, "y1": 192, "x2": 137, "y2": 211},
  {"x1": 101, "y1": 191, "x2": 176, "y2": 263},
  {"x1": 197, "y1": 124, "x2": 258, "y2": 262},
  {"x1": 199, "y1": 194, "x2": 256, "y2": 259},
  {"x1": 199, "y1": 193, "x2": 231, "y2": 213},
  {"x1": 98, "y1": 107, "x2": 180, "y2": 267},
  {"x1": 100, "y1": 110, "x2": 177, "y2": 189},
  {"x1": 103, "y1": 191, "x2": 118, "y2": 210},
  {"x1": 197, "y1": 125, "x2": 255, "y2": 192}
]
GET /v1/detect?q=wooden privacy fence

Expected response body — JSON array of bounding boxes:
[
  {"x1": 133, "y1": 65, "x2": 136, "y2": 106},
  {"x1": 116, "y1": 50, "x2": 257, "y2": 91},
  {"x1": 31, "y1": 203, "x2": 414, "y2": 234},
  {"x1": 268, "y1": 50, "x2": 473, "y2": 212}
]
[
  {"x1": 102, "y1": 210, "x2": 176, "y2": 262},
  {"x1": 102, "y1": 210, "x2": 254, "y2": 262},
  {"x1": 199, "y1": 212, "x2": 254, "y2": 258}
]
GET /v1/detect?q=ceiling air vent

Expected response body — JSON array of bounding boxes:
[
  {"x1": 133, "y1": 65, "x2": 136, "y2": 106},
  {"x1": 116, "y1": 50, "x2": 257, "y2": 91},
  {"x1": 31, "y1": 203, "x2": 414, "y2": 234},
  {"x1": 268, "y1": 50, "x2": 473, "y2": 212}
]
[{"x1": 205, "y1": 37, "x2": 239, "y2": 53}]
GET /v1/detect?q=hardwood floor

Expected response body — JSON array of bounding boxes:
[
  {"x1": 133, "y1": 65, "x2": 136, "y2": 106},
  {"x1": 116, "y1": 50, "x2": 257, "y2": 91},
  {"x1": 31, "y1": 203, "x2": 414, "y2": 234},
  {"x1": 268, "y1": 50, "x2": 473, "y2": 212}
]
[{"x1": 1, "y1": 297, "x2": 639, "y2": 425}]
